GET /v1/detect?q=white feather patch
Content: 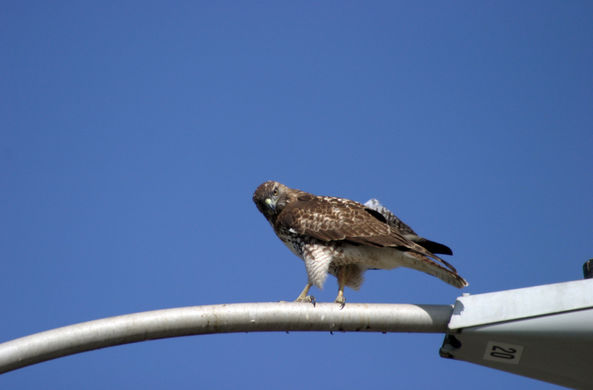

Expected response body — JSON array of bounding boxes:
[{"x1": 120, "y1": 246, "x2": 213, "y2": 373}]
[{"x1": 302, "y1": 244, "x2": 334, "y2": 288}]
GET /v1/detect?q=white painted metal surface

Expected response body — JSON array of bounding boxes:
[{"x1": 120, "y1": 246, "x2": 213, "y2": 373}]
[
  {"x1": 0, "y1": 302, "x2": 452, "y2": 374},
  {"x1": 442, "y1": 279, "x2": 593, "y2": 389},
  {"x1": 449, "y1": 279, "x2": 593, "y2": 329}
]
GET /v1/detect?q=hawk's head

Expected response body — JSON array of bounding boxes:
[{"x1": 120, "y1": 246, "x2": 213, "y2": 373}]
[{"x1": 253, "y1": 180, "x2": 291, "y2": 221}]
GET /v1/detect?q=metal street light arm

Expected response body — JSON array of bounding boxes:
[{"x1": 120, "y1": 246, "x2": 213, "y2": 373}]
[{"x1": 0, "y1": 302, "x2": 452, "y2": 374}]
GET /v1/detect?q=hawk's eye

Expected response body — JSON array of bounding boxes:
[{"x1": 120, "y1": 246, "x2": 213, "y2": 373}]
[{"x1": 272, "y1": 188, "x2": 279, "y2": 196}]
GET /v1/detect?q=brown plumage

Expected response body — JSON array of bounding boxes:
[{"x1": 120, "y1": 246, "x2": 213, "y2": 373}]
[{"x1": 253, "y1": 180, "x2": 468, "y2": 305}]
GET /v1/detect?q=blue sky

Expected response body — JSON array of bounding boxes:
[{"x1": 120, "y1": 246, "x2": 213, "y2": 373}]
[{"x1": 2, "y1": 2, "x2": 592, "y2": 389}]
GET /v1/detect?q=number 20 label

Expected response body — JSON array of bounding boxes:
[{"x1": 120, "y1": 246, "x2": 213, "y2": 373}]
[{"x1": 483, "y1": 341, "x2": 524, "y2": 365}]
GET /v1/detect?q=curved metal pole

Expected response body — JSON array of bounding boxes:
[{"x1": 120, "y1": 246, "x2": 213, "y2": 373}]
[{"x1": 0, "y1": 302, "x2": 452, "y2": 374}]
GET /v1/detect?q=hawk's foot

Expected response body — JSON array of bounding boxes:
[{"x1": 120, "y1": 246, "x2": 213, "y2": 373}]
[
  {"x1": 334, "y1": 295, "x2": 346, "y2": 309},
  {"x1": 294, "y1": 283, "x2": 315, "y2": 306},
  {"x1": 295, "y1": 295, "x2": 316, "y2": 306}
]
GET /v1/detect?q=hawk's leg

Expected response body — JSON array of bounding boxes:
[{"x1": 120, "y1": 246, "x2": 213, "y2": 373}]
[
  {"x1": 334, "y1": 267, "x2": 346, "y2": 309},
  {"x1": 294, "y1": 283, "x2": 315, "y2": 305}
]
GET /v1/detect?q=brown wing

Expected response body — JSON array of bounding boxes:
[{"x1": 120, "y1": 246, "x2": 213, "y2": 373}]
[
  {"x1": 364, "y1": 198, "x2": 453, "y2": 255},
  {"x1": 275, "y1": 195, "x2": 460, "y2": 273}
]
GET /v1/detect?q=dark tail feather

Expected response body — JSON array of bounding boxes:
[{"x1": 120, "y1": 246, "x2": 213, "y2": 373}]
[{"x1": 406, "y1": 235, "x2": 453, "y2": 255}]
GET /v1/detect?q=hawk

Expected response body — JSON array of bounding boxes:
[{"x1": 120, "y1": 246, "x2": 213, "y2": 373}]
[{"x1": 253, "y1": 181, "x2": 468, "y2": 305}]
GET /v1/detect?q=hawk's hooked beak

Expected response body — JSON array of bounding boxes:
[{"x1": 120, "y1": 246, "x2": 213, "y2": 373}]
[{"x1": 264, "y1": 197, "x2": 276, "y2": 211}]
